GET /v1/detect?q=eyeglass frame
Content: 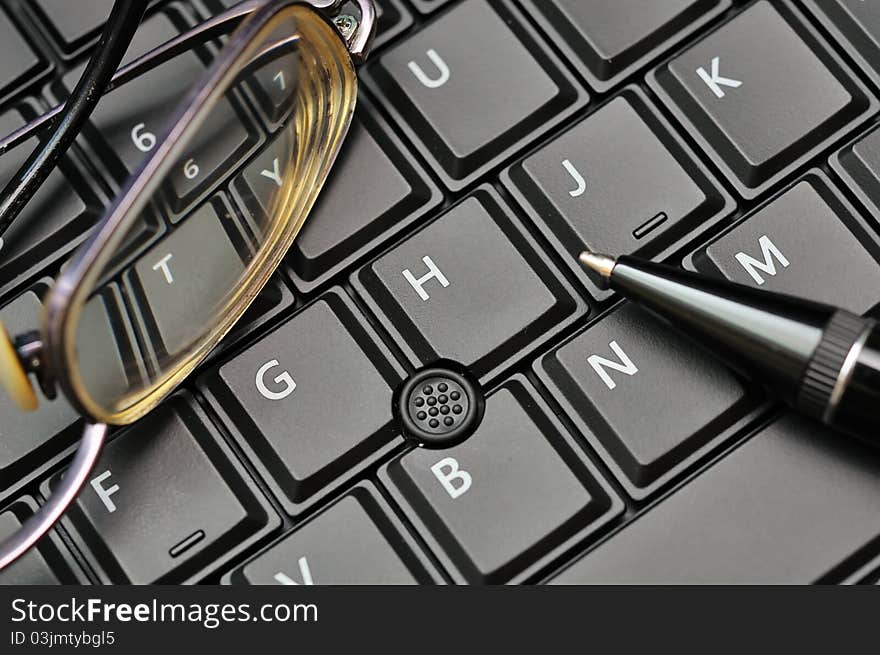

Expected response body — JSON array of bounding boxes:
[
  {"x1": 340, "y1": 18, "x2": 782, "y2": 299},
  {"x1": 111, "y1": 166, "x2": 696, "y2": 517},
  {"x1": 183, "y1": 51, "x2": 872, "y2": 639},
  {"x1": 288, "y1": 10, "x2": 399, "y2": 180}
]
[{"x1": 0, "y1": 0, "x2": 376, "y2": 570}]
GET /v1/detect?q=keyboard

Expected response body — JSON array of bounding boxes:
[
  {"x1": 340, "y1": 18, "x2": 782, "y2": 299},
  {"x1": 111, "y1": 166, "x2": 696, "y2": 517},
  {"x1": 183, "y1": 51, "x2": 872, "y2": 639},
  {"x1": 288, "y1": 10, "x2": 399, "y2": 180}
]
[{"x1": 2, "y1": 0, "x2": 880, "y2": 585}]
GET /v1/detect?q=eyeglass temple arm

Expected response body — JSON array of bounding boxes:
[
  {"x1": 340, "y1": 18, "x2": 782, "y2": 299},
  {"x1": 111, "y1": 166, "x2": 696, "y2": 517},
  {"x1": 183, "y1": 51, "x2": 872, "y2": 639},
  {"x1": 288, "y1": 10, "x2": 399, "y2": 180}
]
[
  {"x1": 0, "y1": 422, "x2": 107, "y2": 570},
  {"x1": 0, "y1": 0, "x2": 151, "y2": 242}
]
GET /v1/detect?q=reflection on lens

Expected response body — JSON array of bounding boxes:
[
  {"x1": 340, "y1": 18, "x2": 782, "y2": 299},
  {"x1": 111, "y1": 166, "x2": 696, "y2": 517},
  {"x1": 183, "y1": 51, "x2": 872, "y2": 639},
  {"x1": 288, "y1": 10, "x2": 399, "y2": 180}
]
[{"x1": 67, "y1": 6, "x2": 358, "y2": 422}]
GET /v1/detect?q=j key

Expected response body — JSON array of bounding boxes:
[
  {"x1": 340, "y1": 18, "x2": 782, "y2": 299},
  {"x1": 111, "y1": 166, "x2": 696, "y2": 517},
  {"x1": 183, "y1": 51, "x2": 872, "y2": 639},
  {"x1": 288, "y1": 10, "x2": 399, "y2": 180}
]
[
  {"x1": 203, "y1": 290, "x2": 404, "y2": 513},
  {"x1": 804, "y1": 1, "x2": 880, "y2": 83},
  {"x1": 354, "y1": 187, "x2": 584, "y2": 380},
  {"x1": 689, "y1": 173, "x2": 880, "y2": 315},
  {"x1": 381, "y1": 378, "x2": 621, "y2": 583},
  {"x1": 506, "y1": 90, "x2": 729, "y2": 299},
  {"x1": 50, "y1": 394, "x2": 278, "y2": 583},
  {"x1": 552, "y1": 415, "x2": 880, "y2": 583},
  {"x1": 0, "y1": 286, "x2": 80, "y2": 485},
  {"x1": 0, "y1": 110, "x2": 91, "y2": 282},
  {"x1": 538, "y1": 303, "x2": 753, "y2": 494},
  {"x1": 0, "y1": 500, "x2": 82, "y2": 584},
  {"x1": 832, "y1": 125, "x2": 880, "y2": 218},
  {"x1": 227, "y1": 485, "x2": 438, "y2": 585},
  {"x1": 129, "y1": 200, "x2": 246, "y2": 358},
  {"x1": 367, "y1": 0, "x2": 585, "y2": 189},
  {"x1": 649, "y1": 0, "x2": 873, "y2": 198},
  {"x1": 0, "y1": 10, "x2": 41, "y2": 94},
  {"x1": 521, "y1": 0, "x2": 731, "y2": 91}
]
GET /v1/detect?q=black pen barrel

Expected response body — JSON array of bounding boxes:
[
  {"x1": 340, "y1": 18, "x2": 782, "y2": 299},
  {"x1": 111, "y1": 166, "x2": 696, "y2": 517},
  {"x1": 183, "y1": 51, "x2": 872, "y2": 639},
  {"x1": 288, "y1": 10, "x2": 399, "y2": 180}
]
[
  {"x1": 609, "y1": 256, "x2": 880, "y2": 440},
  {"x1": 609, "y1": 257, "x2": 836, "y2": 406}
]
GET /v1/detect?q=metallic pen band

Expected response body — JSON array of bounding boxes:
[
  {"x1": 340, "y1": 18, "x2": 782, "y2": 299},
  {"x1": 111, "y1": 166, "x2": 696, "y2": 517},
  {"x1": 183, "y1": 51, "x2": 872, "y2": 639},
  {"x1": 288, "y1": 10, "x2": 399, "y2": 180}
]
[{"x1": 825, "y1": 321, "x2": 875, "y2": 424}]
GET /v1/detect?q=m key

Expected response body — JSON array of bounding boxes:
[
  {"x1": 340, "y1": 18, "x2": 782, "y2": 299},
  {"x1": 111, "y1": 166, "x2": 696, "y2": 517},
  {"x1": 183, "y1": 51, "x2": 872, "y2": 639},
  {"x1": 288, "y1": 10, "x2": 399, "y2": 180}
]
[
  {"x1": 688, "y1": 172, "x2": 880, "y2": 314},
  {"x1": 649, "y1": 0, "x2": 875, "y2": 198}
]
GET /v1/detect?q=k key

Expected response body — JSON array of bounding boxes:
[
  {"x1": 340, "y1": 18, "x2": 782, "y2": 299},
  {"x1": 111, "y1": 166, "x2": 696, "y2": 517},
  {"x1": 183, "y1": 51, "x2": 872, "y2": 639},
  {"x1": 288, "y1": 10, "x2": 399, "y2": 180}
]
[{"x1": 649, "y1": 0, "x2": 875, "y2": 198}]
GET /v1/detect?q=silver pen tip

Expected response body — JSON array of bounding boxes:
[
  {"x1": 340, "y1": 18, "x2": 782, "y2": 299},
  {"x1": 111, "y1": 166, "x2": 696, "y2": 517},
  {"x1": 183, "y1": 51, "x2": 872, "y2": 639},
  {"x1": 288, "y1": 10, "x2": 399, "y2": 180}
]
[{"x1": 578, "y1": 251, "x2": 617, "y2": 288}]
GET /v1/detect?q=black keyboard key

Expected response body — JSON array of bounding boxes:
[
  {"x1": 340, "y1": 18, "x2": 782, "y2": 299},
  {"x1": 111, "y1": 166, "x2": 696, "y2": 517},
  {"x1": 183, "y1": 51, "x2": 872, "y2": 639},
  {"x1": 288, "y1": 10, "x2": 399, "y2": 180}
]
[
  {"x1": 165, "y1": 98, "x2": 253, "y2": 207},
  {"x1": 69, "y1": 12, "x2": 257, "y2": 206},
  {"x1": 505, "y1": 88, "x2": 733, "y2": 300},
  {"x1": 34, "y1": 0, "x2": 165, "y2": 52},
  {"x1": 225, "y1": 484, "x2": 441, "y2": 584},
  {"x1": 0, "y1": 498, "x2": 84, "y2": 584},
  {"x1": 237, "y1": 105, "x2": 442, "y2": 292},
  {"x1": 832, "y1": 125, "x2": 880, "y2": 219},
  {"x1": 0, "y1": 10, "x2": 42, "y2": 95},
  {"x1": 409, "y1": 0, "x2": 453, "y2": 14},
  {"x1": 353, "y1": 186, "x2": 586, "y2": 381},
  {"x1": 365, "y1": 0, "x2": 587, "y2": 190},
  {"x1": 552, "y1": 415, "x2": 880, "y2": 583},
  {"x1": 0, "y1": 110, "x2": 98, "y2": 285},
  {"x1": 128, "y1": 198, "x2": 248, "y2": 358},
  {"x1": 521, "y1": 0, "x2": 731, "y2": 91},
  {"x1": 48, "y1": 393, "x2": 279, "y2": 584},
  {"x1": 202, "y1": 289, "x2": 405, "y2": 515},
  {"x1": 381, "y1": 377, "x2": 622, "y2": 583},
  {"x1": 803, "y1": 1, "x2": 880, "y2": 84},
  {"x1": 688, "y1": 172, "x2": 880, "y2": 314},
  {"x1": 0, "y1": 284, "x2": 81, "y2": 486},
  {"x1": 537, "y1": 304, "x2": 754, "y2": 496},
  {"x1": 648, "y1": 0, "x2": 875, "y2": 198},
  {"x1": 75, "y1": 285, "x2": 145, "y2": 406}
]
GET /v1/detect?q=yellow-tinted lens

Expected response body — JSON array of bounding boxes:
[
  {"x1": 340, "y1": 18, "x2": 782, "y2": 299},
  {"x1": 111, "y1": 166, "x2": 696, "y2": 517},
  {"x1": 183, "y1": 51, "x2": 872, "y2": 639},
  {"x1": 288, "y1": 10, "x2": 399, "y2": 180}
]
[{"x1": 64, "y1": 6, "x2": 357, "y2": 423}]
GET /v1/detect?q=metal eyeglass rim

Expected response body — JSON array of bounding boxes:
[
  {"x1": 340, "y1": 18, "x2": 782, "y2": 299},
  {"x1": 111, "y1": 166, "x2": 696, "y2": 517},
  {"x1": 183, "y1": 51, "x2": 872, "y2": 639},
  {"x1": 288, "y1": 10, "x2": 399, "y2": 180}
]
[{"x1": 0, "y1": 0, "x2": 376, "y2": 572}]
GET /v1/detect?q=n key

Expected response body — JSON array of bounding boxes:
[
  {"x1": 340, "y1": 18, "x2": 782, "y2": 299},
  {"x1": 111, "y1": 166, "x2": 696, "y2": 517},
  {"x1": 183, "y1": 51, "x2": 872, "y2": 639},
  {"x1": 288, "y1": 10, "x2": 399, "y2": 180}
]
[
  {"x1": 649, "y1": 0, "x2": 875, "y2": 198},
  {"x1": 537, "y1": 304, "x2": 754, "y2": 497},
  {"x1": 689, "y1": 172, "x2": 880, "y2": 314}
]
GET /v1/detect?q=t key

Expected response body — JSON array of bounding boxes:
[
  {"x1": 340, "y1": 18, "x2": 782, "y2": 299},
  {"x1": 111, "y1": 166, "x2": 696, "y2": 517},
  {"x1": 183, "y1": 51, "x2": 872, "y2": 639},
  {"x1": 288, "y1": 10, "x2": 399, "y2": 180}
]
[
  {"x1": 649, "y1": 0, "x2": 874, "y2": 198},
  {"x1": 128, "y1": 199, "x2": 247, "y2": 358}
]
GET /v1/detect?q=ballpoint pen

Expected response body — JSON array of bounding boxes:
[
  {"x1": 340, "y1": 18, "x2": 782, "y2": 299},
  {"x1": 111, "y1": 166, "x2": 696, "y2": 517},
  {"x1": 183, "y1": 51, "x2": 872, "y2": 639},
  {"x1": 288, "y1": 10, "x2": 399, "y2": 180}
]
[{"x1": 578, "y1": 250, "x2": 880, "y2": 442}]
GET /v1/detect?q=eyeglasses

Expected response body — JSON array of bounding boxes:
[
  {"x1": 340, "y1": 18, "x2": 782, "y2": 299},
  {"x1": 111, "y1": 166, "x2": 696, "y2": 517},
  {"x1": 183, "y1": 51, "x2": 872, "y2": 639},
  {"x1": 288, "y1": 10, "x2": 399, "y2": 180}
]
[{"x1": 0, "y1": 0, "x2": 376, "y2": 570}]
